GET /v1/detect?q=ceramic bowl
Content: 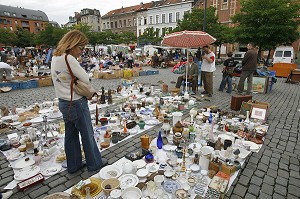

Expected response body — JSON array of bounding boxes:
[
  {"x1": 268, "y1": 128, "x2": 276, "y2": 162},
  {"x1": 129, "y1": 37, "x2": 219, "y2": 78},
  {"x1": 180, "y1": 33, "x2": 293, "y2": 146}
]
[
  {"x1": 101, "y1": 178, "x2": 120, "y2": 196},
  {"x1": 121, "y1": 187, "x2": 142, "y2": 199}
]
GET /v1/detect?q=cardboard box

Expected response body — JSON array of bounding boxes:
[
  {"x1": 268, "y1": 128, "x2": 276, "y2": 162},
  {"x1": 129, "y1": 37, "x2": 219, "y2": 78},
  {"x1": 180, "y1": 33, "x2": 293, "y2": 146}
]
[
  {"x1": 103, "y1": 73, "x2": 116, "y2": 79},
  {"x1": 231, "y1": 95, "x2": 252, "y2": 111},
  {"x1": 114, "y1": 70, "x2": 124, "y2": 78},
  {"x1": 38, "y1": 78, "x2": 53, "y2": 87},
  {"x1": 123, "y1": 69, "x2": 133, "y2": 78}
]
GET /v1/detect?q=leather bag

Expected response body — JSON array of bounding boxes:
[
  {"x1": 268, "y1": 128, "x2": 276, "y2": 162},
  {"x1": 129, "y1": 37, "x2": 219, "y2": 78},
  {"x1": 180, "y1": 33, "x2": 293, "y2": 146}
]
[{"x1": 65, "y1": 54, "x2": 96, "y2": 99}]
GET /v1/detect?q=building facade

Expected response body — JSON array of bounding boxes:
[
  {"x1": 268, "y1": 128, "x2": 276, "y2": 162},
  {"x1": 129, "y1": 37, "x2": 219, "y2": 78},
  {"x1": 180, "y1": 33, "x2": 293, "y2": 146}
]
[
  {"x1": 137, "y1": 0, "x2": 196, "y2": 37},
  {"x1": 101, "y1": 4, "x2": 142, "y2": 35},
  {"x1": 64, "y1": 9, "x2": 101, "y2": 32},
  {"x1": 0, "y1": 4, "x2": 49, "y2": 33}
]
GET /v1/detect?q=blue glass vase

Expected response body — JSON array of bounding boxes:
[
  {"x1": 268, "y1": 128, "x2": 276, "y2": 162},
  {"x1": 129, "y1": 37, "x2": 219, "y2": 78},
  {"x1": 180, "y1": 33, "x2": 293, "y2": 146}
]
[{"x1": 157, "y1": 130, "x2": 163, "y2": 149}]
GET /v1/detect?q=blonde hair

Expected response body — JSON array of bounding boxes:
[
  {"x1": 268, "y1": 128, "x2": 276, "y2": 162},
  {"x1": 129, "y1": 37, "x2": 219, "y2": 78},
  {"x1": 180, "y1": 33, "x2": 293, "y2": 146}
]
[{"x1": 53, "y1": 30, "x2": 88, "y2": 56}]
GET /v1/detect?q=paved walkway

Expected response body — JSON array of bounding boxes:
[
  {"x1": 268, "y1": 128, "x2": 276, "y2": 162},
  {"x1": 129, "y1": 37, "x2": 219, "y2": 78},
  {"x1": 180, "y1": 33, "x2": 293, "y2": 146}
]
[{"x1": 0, "y1": 66, "x2": 299, "y2": 199}]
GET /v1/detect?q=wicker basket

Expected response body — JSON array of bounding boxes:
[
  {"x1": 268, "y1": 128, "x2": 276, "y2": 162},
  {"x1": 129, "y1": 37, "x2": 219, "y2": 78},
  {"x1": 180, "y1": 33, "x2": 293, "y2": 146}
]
[{"x1": 101, "y1": 178, "x2": 120, "y2": 195}]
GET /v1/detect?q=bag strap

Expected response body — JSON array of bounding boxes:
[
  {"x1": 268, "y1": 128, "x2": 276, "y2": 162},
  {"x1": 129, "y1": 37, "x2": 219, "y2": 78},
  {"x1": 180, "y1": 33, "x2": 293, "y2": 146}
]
[{"x1": 65, "y1": 54, "x2": 75, "y2": 110}]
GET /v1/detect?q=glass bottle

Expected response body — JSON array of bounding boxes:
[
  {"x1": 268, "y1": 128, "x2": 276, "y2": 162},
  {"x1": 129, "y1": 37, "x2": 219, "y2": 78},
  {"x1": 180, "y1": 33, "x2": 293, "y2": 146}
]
[
  {"x1": 85, "y1": 187, "x2": 92, "y2": 199},
  {"x1": 157, "y1": 130, "x2": 163, "y2": 149},
  {"x1": 95, "y1": 104, "x2": 99, "y2": 126}
]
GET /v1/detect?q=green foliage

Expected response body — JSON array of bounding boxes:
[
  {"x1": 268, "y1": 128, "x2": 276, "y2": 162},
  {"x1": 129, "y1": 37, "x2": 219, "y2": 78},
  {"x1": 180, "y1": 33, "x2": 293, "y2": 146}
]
[
  {"x1": 175, "y1": 7, "x2": 234, "y2": 47},
  {"x1": 117, "y1": 31, "x2": 137, "y2": 45},
  {"x1": 0, "y1": 29, "x2": 17, "y2": 46},
  {"x1": 14, "y1": 27, "x2": 35, "y2": 47},
  {"x1": 35, "y1": 24, "x2": 68, "y2": 46},
  {"x1": 232, "y1": 0, "x2": 300, "y2": 51},
  {"x1": 138, "y1": 27, "x2": 162, "y2": 45}
]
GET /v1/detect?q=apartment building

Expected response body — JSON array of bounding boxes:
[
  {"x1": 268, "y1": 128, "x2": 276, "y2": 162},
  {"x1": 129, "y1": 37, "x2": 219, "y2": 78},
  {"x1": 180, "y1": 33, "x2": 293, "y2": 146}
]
[{"x1": 0, "y1": 4, "x2": 49, "y2": 33}]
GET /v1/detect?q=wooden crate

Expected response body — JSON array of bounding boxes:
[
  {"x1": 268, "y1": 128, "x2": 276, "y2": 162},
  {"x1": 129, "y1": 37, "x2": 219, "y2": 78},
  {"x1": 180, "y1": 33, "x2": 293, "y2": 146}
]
[{"x1": 38, "y1": 78, "x2": 53, "y2": 87}]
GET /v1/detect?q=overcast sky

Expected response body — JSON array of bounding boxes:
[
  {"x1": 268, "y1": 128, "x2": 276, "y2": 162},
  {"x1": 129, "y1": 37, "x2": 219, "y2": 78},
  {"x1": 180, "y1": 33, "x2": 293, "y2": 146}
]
[{"x1": 1, "y1": 0, "x2": 153, "y2": 25}]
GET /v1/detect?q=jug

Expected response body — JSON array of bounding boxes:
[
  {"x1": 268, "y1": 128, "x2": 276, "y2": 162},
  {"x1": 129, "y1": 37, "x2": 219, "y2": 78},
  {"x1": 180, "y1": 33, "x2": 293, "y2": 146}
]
[
  {"x1": 140, "y1": 134, "x2": 151, "y2": 150},
  {"x1": 199, "y1": 146, "x2": 213, "y2": 171}
]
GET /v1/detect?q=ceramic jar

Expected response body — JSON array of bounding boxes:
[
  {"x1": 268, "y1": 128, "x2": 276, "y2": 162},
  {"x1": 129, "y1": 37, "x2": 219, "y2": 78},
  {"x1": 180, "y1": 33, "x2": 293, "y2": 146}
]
[{"x1": 173, "y1": 121, "x2": 183, "y2": 134}]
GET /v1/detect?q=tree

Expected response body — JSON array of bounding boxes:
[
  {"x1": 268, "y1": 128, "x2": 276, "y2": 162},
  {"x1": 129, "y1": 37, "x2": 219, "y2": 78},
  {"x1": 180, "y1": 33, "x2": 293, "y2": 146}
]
[
  {"x1": 138, "y1": 27, "x2": 162, "y2": 45},
  {"x1": 14, "y1": 27, "x2": 35, "y2": 47},
  {"x1": 117, "y1": 31, "x2": 137, "y2": 45},
  {"x1": 0, "y1": 29, "x2": 17, "y2": 46},
  {"x1": 176, "y1": 7, "x2": 234, "y2": 57},
  {"x1": 35, "y1": 24, "x2": 68, "y2": 47},
  {"x1": 232, "y1": 0, "x2": 300, "y2": 58}
]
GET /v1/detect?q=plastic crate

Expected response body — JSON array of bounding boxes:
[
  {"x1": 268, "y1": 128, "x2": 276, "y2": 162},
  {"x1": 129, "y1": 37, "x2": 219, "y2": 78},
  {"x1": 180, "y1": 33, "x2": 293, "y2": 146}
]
[
  {"x1": 0, "y1": 82, "x2": 20, "y2": 90},
  {"x1": 19, "y1": 80, "x2": 38, "y2": 89},
  {"x1": 146, "y1": 70, "x2": 159, "y2": 75},
  {"x1": 139, "y1": 71, "x2": 147, "y2": 76}
]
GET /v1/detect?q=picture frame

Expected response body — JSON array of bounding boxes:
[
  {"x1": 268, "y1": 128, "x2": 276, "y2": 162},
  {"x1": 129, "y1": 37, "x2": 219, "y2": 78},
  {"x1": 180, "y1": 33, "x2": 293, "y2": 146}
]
[
  {"x1": 250, "y1": 107, "x2": 267, "y2": 121},
  {"x1": 244, "y1": 76, "x2": 268, "y2": 93}
]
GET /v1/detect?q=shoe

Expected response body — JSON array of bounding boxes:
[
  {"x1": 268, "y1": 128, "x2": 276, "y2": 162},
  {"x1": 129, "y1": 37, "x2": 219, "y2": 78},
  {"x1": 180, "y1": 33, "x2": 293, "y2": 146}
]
[
  {"x1": 226, "y1": 91, "x2": 231, "y2": 94},
  {"x1": 207, "y1": 94, "x2": 212, "y2": 97},
  {"x1": 2, "y1": 191, "x2": 13, "y2": 199},
  {"x1": 218, "y1": 89, "x2": 223, "y2": 92},
  {"x1": 201, "y1": 91, "x2": 208, "y2": 94},
  {"x1": 190, "y1": 91, "x2": 196, "y2": 95}
]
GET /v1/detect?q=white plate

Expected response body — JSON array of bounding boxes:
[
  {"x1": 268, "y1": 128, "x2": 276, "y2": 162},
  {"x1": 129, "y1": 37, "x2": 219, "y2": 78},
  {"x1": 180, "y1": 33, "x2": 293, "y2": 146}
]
[
  {"x1": 39, "y1": 109, "x2": 53, "y2": 114},
  {"x1": 13, "y1": 157, "x2": 35, "y2": 169},
  {"x1": 136, "y1": 168, "x2": 149, "y2": 178},
  {"x1": 47, "y1": 111, "x2": 62, "y2": 119},
  {"x1": 14, "y1": 165, "x2": 40, "y2": 181},
  {"x1": 144, "y1": 119, "x2": 159, "y2": 125},
  {"x1": 7, "y1": 151, "x2": 25, "y2": 161},
  {"x1": 98, "y1": 165, "x2": 123, "y2": 180},
  {"x1": 162, "y1": 145, "x2": 172, "y2": 151},
  {"x1": 30, "y1": 117, "x2": 44, "y2": 123},
  {"x1": 132, "y1": 159, "x2": 146, "y2": 169},
  {"x1": 115, "y1": 158, "x2": 132, "y2": 167},
  {"x1": 242, "y1": 141, "x2": 259, "y2": 151},
  {"x1": 118, "y1": 174, "x2": 139, "y2": 189},
  {"x1": 47, "y1": 131, "x2": 59, "y2": 138},
  {"x1": 146, "y1": 163, "x2": 159, "y2": 173},
  {"x1": 121, "y1": 187, "x2": 142, "y2": 199},
  {"x1": 41, "y1": 165, "x2": 62, "y2": 176},
  {"x1": 188, "y1": 143, "x2": 202, "y2": 149},
  {"x1": 10, "y1": 122, "x2": 21, "y2": 126}
]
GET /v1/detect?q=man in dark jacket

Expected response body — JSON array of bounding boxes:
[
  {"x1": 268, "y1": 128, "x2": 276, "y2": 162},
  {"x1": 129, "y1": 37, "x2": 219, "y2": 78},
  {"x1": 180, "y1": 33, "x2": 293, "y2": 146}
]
[{"x1": 237, "y1": 43, "x2": 258, "y2": 95}]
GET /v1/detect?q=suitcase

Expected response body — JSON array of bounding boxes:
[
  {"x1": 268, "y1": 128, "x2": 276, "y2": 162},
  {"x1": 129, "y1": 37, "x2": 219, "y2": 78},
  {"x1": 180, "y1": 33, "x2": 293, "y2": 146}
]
[
  {"x1": 290, "y1": 69, "x2": 300, "y2": 82},
  {"x1": 231, "y1": 95, "x2": 252, "y2": 111}
]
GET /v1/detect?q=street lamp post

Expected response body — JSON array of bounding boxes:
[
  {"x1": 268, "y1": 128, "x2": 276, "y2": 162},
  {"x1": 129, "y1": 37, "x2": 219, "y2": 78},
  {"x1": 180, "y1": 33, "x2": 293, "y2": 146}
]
[{"x1": 203, "y1": 0, "x2": 207, "y2": 32}]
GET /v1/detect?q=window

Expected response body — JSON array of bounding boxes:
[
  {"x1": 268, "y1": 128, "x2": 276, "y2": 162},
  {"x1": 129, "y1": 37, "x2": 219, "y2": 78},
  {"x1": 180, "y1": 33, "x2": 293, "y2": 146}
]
[
  {"x1": 162, "y1": 28, "x2": 166, "y2": 36},
  {"x1": 133, "y1": 17, "x2": 136, "y2": 26},
  {"x1": 10, "y1": 26, "x2": 13, "y2": 31},
  {"x1": 156, "y1": 15, "x2": 159, "y2": 24},
  {"x1": 15, "y1": 20, "x2": 18, "y2": 25},
  {"x1": 124, "y1": 19, "x2": 126, "y2": 27},
  {"x1": 98, "y1": 26, "x2": 101, "y2": 31},
  {"x1": 162, "y1": 14, "x2": 166, "y2": 23},
  {"x1": 12, "y1": 13, "x2": 16, "y2": 17},
  {"x1": 275, "y1": 51, "x2": 283, "y2": 57},
  {"x1": 149, "y1": 16, "x2": 153, "y2": 25},
  {"x1": 107, "y1": 22, "x2": 109, "y2": 28},
  {"x1": 139, "y1": 29, "x2": 142, "y2": 36},
  {"x1": 128, "y1": 19, "x2": 131, "y2": 26},
  {"x1": 32, "y1": 15, "x2": 38, "y2": 20},
  {"x1": 119, "y1": 20, "x2": 122, "y2": 27},
  {"x1": 115, "y1": 21, "x2": 117, "y2": 28},
  {"x1": 138, "y1": 18, "x2": 142, "y2": 26},
  {"x1": 144, "y1": 18, "x2": 147, "y2": 25},
  {"x1": 156, "y1": 28, "x2": 160, "y2": 37},
  {"x1": 39, "y1": 16, "x2": 43, "y2": 20},
  {"x1": 21, "y1": 14, "x2": 27, "y2": 18},
  {"x1": 111, "y1": 22, "x2": 114, "y2": 28},
  {"x1": 4, "y1": 11, "x2": 10, "y2": 16},
  {"x1": 176, "y1": 12, "x2": 180, "y2": 22},
  {"x1": 223, "y1": 0, "x2": 228, "y2": 3},
  {"x1": 103, "y1": 23, "x2": 106, "y2": 29},
  {"x1": 169, "y1": 13, "x2": 173, "y2": 23},
  {"x1": 284, "y1": 51, "x2": 292, "y2": 57}
]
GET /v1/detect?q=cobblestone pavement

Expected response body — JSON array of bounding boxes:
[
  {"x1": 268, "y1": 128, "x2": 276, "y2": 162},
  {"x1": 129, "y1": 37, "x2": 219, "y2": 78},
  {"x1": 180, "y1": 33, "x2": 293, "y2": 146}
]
[{"x1": 0, "y1": 66, "x2": 299, "y2": 199}]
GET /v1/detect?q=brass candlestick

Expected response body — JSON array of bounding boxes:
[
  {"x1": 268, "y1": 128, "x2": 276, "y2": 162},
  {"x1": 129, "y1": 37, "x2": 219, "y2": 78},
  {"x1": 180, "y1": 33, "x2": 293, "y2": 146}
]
[{"x1": 180, "y1": 148, "x2": 187, "y2": 172}]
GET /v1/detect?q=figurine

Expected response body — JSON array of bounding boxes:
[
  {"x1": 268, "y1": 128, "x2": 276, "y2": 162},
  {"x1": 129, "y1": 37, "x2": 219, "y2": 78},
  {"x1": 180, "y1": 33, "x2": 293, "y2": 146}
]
[
  {"x1": 100, "y1": 87, "x2": 106, "y2": 104},
  {"x1": 108, "y1": 89, "x2": 113, "y2": 104}
]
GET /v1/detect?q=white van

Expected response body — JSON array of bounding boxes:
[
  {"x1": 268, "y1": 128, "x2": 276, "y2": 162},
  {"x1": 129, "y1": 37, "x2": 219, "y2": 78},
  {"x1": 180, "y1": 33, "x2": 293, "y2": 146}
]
[{"x1": 273, "y1": 46, "x2": 295, "y2": 64}]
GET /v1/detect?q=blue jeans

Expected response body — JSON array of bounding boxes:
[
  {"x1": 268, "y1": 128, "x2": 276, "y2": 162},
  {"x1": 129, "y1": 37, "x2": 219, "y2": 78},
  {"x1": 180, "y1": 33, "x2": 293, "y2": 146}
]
[
  {"x1": 219, "y1": 74, "x2": 232, "y2": 93},
  {"x1": 59, "y1": 97, "x2": 103, "y2": 173}
]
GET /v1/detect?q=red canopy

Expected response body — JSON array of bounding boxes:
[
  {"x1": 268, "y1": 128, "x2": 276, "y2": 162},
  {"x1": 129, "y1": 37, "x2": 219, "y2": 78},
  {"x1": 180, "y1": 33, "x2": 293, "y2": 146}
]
[{"x1": 161, "y1": 30, "x2": 216, "y2": 48}]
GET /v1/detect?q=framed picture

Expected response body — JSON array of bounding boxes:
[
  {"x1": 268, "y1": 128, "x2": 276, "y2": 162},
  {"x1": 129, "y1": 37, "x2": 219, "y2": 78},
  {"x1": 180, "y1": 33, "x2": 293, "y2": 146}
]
[
  {"x1": 244, "y1": 77, "x2": 268, "y2": 93},
  {"x1": 250, "y1": 107, "x2": 267, "y2": 120}
]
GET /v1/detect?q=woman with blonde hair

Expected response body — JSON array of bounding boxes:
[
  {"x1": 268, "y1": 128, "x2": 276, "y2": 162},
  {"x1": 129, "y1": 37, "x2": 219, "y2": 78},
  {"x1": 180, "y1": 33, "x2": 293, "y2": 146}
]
[{"x1": 51, "y1": 30, "x2": 107, "y2": 173}]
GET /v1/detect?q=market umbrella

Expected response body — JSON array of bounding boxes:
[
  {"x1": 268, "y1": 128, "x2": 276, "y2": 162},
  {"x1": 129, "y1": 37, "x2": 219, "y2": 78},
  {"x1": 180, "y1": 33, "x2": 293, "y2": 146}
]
[{"x1": 161, "y1": 30, "x2": 216, "y2": 91}]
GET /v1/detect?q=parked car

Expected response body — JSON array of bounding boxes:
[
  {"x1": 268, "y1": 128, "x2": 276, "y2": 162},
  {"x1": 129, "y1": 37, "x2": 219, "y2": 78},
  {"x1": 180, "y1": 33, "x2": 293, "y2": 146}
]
[
  {"x1": 272, "y1": 46, "x2": 295, "y2": 64},
  {"x1": 232, "y1": 51, "x2": 246, "y2": 64}
]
